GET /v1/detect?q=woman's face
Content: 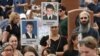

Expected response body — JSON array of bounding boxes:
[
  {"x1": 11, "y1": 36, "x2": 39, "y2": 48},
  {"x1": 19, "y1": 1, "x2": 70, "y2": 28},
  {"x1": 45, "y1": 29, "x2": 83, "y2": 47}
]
[
  {"x1": 59, "y1": 9, "x2": 65, "y2": 17},
  {"x1": 24, "y1": 52, "x2": 36, "y2": 56},
  {"x1": 50, "y1": 26, "x2": 58, "y2": 35},
  {"x1": 13, "y1": 15, "x2": 20, "y2": 24},
  {"x1": 43, "y1": 50, "x2": 48, "y2": 56},
  {"x1": 9, "y1": 35, "x2": 18, "y2": 49},
  {"x1": 2, "y1": 45, "x2": 13, "y2": 56}
]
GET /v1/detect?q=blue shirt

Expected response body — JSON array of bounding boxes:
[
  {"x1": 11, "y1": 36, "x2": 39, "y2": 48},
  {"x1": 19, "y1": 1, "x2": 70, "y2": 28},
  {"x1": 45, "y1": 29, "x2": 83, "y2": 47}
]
[{"x1": 13, "y1": 0, "x2": 26, "y2": 13}]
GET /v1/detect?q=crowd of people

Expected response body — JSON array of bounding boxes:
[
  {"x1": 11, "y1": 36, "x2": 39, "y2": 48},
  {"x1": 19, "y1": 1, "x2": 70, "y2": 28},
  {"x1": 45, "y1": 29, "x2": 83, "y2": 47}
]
[{"x1": 0, "y1": 0, "x2": 100, "y2": 56}]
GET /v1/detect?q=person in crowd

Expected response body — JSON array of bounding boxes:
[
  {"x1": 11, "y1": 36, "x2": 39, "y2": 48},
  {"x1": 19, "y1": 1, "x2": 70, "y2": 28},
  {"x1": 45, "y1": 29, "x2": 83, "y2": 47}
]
[
  {"x1": 78, "y1": 36, "x2": 99, "y2": 56},
  {"x1": 63, "y1": 32, "x2": 79, "y2": 56},
  {"x1": 59, "y1": 5, "x2": 68, "y2": 37},
  {"x1": 23, "y1": 46, "x2": 38, "y2": 56},
  {"x1": 0, "y1": 0, "x2": 13, "y2": 18},
  {"x1": 8, "y1": 34, "x2": 23, "y2": 56},
  {"x1": 40, "y1": 25, "x2": 68, "y2": 56},
  {"x1": 22, "y1": 21, "x2": 36, "y2": 39},
  {"x1": 13, "y1": 0, "x2": 27, "y2": 13},
  {"x1": 1, "y1": 42, "x2": 14, "y2": 56},
  {"x1": 87, "y1": 0, "x2": 100, "y2": 35},
  {"x1": 73, "y1": 10, "x2": 99, "y2": 41},
  {"x1": 41, "y1": 47, "x2": 56, "y2": 56},
  {"x1": 43, "y1": 4, "x2": 57, "y2": 20},
  {"x1": 2, "y1": 12, "x2": 20, "y2": 43}
]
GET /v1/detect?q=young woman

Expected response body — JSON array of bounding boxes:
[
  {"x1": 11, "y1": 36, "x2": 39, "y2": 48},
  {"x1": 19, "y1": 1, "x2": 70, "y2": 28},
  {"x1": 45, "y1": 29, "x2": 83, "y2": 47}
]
[
  {"x1": 8, "y1": 34, "x2": 23, "y2": 56},
  {"x1": 40, "y1": 26, "x2": 68, "y2": 56},
  {"x1": 63, "y1": 32, "x2": 79, "y2": 56}
]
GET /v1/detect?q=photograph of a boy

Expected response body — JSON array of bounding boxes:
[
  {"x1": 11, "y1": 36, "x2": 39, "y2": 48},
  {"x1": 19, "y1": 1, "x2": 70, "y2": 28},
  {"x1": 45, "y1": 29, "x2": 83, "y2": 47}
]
[
  {"x1": 22, "y1": 21, "x2": 36, "y2": 39},
  {"x1": 43, "y1": 4, "x2": 57, "y2": 20}
]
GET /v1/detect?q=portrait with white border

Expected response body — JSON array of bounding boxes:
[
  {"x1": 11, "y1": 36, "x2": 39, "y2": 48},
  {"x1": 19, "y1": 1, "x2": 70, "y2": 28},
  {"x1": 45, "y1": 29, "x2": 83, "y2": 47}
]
[
  {"x1": 41, "y1": 2, "x2": 59, "y2": 26},
  {"x1": 20, "y1": 20, "x2": 38, "y2": 45}
]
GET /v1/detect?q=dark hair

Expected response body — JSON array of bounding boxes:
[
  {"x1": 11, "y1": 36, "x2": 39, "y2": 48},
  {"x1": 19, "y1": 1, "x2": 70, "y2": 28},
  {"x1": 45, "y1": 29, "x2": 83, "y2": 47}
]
[
  {"x1": 59, "y1": 5, "x2": 67, "y2": 15},
  {"x1": 59, "y1": 5, "x2": 66, "y2": 11},
  {"x1": 42, "y1": 47, "x2": 56, "y2": 56},
  {"x1": 67, "y1": 32, "x2": 78, "y2": 51},
  {"x1": 23, "y1": 46, "x2": 38, "y2": 56},
  {"x1": 46, "y1": 4, "x2": 54, "y2": 10},
  {"x1": 26, "y1": 21, "x2": 34, "y2": 27}
]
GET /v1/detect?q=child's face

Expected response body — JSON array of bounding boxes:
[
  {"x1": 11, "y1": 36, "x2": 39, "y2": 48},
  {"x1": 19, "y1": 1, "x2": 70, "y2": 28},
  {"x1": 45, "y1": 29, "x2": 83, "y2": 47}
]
[
  {"x1": 26, "y1": 24, "x2": 33, "y2": 33},
  {"x1": 46, "y1": 8, "x2": 54, "y2": 15}
]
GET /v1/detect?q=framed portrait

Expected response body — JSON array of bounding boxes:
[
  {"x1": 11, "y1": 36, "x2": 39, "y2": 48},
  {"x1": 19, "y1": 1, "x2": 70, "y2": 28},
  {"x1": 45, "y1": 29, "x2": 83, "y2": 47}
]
[
  {"x1": 20, "y1": 20, "x2": 38, "y2": 45},
  {"x1": 41, "y1": 2, "x2": 59, "y2": 26}
]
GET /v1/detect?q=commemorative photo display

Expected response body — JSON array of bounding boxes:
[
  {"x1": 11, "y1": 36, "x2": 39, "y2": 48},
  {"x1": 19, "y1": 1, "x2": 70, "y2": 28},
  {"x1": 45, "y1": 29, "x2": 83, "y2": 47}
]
[{"x1": 20, "y1": 20, "x2": 38, "y2": 46}]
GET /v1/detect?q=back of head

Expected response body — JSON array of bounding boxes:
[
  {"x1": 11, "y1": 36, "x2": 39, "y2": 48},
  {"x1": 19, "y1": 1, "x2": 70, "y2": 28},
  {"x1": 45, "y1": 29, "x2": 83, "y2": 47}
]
[
  {"x1": 79, "y1": 36, "x2": 98, "y2": 49},
  {"x1": 23, "y1": 46, "x2": 38, "y2": 56}
]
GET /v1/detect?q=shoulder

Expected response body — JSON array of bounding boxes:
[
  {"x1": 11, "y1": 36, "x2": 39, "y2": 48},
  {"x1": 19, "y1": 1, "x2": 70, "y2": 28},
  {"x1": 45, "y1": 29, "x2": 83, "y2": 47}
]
[
  {"x1": 89, "y1": 28, "x2": 98, "y2": 33},
  {"x1": 88, "y1": 3, "x2": 95, "y2": 7},
  {"x1": 72, "y1": 27, "x2": 79, "y2": 33},
  {"x1": 16, "y1": 50, "x2": 23, "y2": 56},
  {"x1": 41, "y1": 35, "x2": 49, "y2": 41},
  {"x1": 40, "y1": 35, "x2": 49, "y2": 46},
  {"x1": 60, "y1": 36, "x2": 68, "y2": 44},
  {"x1": 53, "y1": 15, "x2": 57, "y2": 18},
  {"x1": 22, "y1": 33, "x2": 26, "y2": 38},
  {"x1": 43, "y1": 15, "x2": 48, "y2": 20},
  {"x1": 43, "y1": 15, "x2": 47, "y2": 18}
]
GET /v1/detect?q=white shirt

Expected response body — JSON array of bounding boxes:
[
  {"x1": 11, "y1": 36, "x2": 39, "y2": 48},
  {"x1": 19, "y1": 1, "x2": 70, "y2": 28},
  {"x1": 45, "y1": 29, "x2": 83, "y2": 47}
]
[{"x1": 22, "y1": 32, "x2": 36, "y2": 39}]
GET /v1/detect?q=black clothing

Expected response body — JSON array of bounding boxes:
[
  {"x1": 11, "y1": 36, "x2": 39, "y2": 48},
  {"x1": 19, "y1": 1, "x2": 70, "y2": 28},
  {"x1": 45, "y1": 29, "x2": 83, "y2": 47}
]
[
  {"x1": 63, "y1": 50, "x2": 79, "y2": 56},
  {"x1": 5, "y1": 24, "x2": 20, "y2": 41},
  {"x1": 40, "y1": 35, "x2": 67, "y2": 52},
  {"x1": 25, "y1": 33, "x2": 35, "y2": 39},
  {"x1": 43, "y1": 15, "x2": 57, "y2": 20}
]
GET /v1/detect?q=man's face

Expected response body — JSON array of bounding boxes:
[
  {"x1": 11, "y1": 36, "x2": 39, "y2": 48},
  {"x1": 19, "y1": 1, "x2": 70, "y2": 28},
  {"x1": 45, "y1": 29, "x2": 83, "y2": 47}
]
[
  {"x1": 79, "y1": 14, "x2": 89, "y2": 26},
  {"x1": 79, "y1": 45, "x2": 96, "y2": 56},
  {"x1": 46, "y1": 8, "x2": 54, "y2": 15},
  {"x1": 26, "y1": 24, "x2": 33, "y2": 33}
]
